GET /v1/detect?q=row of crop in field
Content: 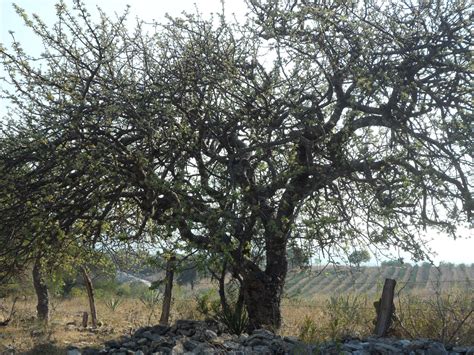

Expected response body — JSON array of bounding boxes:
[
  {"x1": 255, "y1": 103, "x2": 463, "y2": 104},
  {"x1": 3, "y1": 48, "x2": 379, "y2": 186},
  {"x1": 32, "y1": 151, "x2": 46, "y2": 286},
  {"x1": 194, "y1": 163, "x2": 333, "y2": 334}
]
[{"x1": 284, "y1": 264, "x2": 474, "y2": 297}]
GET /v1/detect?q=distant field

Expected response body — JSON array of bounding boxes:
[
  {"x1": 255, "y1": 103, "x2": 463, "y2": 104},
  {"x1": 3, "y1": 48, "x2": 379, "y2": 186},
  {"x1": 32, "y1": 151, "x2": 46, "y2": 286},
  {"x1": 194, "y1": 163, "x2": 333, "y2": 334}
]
[
  {"x1": 155, "y1": 263, "x2": 474, "y2": 300},
  {"x1": 283, "y1": 263, "x2": 474, "y2": 298}
]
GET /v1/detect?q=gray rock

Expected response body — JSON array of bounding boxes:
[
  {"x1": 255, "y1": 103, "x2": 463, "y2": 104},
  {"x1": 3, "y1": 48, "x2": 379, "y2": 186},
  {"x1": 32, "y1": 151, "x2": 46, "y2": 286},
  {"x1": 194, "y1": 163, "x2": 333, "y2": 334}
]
[
  {"x1": 183, "y1": 339, "x2": 200, "y2": 351},
  {"x1": 398, "y1": 339, "x2": 413, "y2": 347},
  {"x1": 427, "y1": 342, "x2": 448, "y2": 355},
  {"x1": 177, "y1": 328, "x2": 195, "y2": 336},
  {"x1": 251, "y1": 345, "x2": 272, "y2": 354},
  {"x1": 133, "y1": 327, "x2": 150, "y2": 337},
  {"x1": 191, "y1": 343, "x2": 216, "y2": 354},
  {"x1": 223, "y1": 340, "x2": 242, "y2": 350},
  {"x1": 406, "y1": 340, "x2": 431, "y2": 351},
  {"x1": 151, "y1": 325, "x2": 171, "y2": 335},
  {"x1": 136, "y1": 338, "x2": 148, "y2": 346},
  {"x1": 153, "y1": 347, "x2": 172, "y2": 354},
  {"x1": 344, "y1": 342, "x2": 365, "y2": 351},
  {"x1": 143, "y1": 330, "x2": 163, "y2": 342},
  {"x1": 203, "y1": 329, "x2": 218, "y2": 341},
  {"x1": 105, "y1": 340, "x2": 121, "y2": 348},
  {"x1": 67, "y1": 350, "x2": 82, "y2": 355},
  {"x1": 283, "y1": 335, "x2": 300, "y2": 344},
  {"x1": 372, "y1": 342, "x2": 403, "y2": 354},
  {"x1": 245, "y1": 336, "x2": 271, "y2": 347},
  {"x1": 238, "y1": 333, "x2": 249, "y2": 341},
  {"x1": 352, "y1": 351, "x2": 371, "y2": 355},
  {"x1": 122, "y1": 341, "x2": 136, "y2": 349},
  {"x1": 251, "y1": 329, "x2": 275, "y2": 339},
  {"x1": 171, "y1": 341, "x2": 185, "y2": 354}
]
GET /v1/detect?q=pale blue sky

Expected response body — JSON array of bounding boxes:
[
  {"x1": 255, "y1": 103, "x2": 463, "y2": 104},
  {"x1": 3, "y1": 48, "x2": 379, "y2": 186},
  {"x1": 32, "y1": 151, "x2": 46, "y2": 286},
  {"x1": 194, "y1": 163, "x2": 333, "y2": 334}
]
[{"x1": 0, "y1": 0, "x2": 472, "y2": 265}]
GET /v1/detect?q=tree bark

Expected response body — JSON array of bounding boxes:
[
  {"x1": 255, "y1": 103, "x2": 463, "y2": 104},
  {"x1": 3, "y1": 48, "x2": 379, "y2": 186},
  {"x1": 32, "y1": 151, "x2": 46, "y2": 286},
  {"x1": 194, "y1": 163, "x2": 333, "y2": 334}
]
[
  {"x1": 32, "y1": 256, "x2": 49, "y2": 323},
  {"x1": 217, "y1": 261, "x2": 231, "y2": 315},
  {"x1": 240, "y1": 238, "x2": 287, "y2": 331},
  {"x1": 159, "y1": 255, "x2": 175, "y2": 325},
  {"x1": 241, "y1": 270, "x2": 284, "y2": 330},
  {"x1": 81, "y1": 266, "x2": 97, "y2": 328}
]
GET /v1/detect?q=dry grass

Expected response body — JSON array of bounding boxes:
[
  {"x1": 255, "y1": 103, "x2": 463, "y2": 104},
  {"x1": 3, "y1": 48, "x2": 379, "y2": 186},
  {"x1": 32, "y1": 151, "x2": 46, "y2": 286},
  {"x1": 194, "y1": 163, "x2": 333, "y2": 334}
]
[
  {"x1": 0, "y1": 293, "x2": 210, "y2": 354},
  {"x1": 1, "y1": 288, "x2": 473, "y2": 354}
]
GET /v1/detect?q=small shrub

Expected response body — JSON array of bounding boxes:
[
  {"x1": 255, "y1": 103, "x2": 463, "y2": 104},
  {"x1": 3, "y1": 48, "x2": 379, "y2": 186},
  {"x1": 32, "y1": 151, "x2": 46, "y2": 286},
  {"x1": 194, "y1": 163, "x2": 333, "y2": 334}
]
[
  {"x1": 298, "y1": 315, "x2": 318, "y2": 343},
  {"x1": 104, "y1": 296, "x2": 124, "y2": 312},
  {"x1": 69, "y1": 286, "x2": 85, "y2": 298},
  {"x1": 395, "y1": 289, "x2": 474, "y2": 345},
  {"x1": 324, "y1": 294, "x2": 373, "y2": 340},
  {"x1": 195, "y1": 286, "x2": 248, "y2": 335},
  {"x1": 139, "y1": 290, "x2": 162, "y2": 325}
]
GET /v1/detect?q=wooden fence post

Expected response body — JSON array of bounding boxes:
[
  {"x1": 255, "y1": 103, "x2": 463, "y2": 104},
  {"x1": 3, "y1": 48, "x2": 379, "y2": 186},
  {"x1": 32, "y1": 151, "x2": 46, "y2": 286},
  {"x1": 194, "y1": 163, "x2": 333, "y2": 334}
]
[
  {"x1": 374, "y1": 278, "x2": 396, "y2": 337},
  {"x1": 82, "y1": 311, "x2": 88, "y2": 328},
  {"x1": 159, "y1": 254, "x2": 176, "y2": 325}
]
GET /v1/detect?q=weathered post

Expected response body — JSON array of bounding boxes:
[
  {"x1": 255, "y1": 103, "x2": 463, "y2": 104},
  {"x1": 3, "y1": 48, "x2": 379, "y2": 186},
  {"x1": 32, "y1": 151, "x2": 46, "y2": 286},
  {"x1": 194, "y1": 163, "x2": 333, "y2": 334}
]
[
  {"x1": 81, "y1": 266, "x2": 98, "y2": 328},
  {"x1": 159, "y1": 254, "x2": 176, "y2": 325},
  {"x1": 82, "y1": 311, "x2": 88, "y2": 328},
  {"x1": 374, "y1": 278, "x2": 396, "y2": 337}
]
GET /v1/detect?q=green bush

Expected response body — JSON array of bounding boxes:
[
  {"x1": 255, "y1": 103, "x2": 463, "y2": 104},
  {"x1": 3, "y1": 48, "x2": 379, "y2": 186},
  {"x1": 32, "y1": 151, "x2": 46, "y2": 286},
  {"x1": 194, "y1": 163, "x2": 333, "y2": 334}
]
[{"x1": 69, "y1": 286, "x2": 85, "y2": 298}]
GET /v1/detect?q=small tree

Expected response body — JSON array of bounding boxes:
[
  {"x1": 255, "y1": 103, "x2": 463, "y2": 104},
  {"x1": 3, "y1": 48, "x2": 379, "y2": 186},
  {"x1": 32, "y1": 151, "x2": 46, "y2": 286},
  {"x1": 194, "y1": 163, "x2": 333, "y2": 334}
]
[
  {"x1": 176, "y1": 264, "x2": 199, "y2": 290},
  {"x1": 288, "y1": 243, "x2": 311, "y2": 270},
  {"x1": 348, "y1": 249, "x2": 371, "y2": 268}
]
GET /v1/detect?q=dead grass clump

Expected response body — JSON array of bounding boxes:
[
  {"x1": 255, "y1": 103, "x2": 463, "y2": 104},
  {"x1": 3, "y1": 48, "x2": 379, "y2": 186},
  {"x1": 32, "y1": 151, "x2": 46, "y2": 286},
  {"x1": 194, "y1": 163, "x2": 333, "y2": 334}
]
[{"x1": 394, "y1": 289, "x2": 474, "y2": 345}]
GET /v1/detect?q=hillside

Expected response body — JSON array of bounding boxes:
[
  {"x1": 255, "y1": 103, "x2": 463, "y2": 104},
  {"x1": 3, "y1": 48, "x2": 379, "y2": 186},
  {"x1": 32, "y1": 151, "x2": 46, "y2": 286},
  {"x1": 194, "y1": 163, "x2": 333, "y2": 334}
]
[{"x1": 284, "y1": 263, "x2": 474, "y2": 298}]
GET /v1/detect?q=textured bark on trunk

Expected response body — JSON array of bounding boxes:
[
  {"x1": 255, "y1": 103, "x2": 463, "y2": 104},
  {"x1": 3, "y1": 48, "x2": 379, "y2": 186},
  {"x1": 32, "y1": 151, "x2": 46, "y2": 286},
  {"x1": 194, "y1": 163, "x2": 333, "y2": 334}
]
[
  {"x1": 159, "y1": 255, "x2": 175, "y2": 325},
  {"x1": 241, "y1": 270, "x2": 284, "y2": 330},
  {"x1": 32, "y1": 256, "x2": 49, "y2": 323},
  {"x1": 240, "y1": 236, "x2": 288, "y2": 330},
  {"x1": 81, "y1": 266, "x2": 97, "y2": 328}
]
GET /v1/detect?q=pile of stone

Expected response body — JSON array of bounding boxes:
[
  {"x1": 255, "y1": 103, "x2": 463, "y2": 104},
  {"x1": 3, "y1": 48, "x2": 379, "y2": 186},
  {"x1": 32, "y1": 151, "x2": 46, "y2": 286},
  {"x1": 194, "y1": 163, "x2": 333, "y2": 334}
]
[{"x1": 67, "y1": 319, "x2": 474, "y2": 354}]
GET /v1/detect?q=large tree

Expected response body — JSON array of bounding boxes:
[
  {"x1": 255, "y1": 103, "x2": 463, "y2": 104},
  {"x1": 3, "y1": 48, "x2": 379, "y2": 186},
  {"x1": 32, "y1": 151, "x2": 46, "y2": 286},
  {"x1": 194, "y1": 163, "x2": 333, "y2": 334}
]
[{"x1": 0, "y1": 0, "x2": 472, "y2": 328}]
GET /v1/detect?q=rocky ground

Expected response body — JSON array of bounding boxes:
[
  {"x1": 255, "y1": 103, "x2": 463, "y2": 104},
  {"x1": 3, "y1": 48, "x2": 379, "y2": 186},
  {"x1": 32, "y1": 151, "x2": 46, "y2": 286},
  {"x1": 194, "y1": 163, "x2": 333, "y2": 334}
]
[{"x1": 64, "y1": 319, "x2": 474, "y2": 355}]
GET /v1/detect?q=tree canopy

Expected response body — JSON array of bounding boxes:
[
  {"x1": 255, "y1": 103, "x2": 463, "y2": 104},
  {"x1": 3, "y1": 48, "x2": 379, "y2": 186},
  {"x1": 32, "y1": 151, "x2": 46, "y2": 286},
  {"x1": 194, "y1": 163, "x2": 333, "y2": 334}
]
[{"x1": 0, "y1": 0, "x2": 472, "y2": 328}]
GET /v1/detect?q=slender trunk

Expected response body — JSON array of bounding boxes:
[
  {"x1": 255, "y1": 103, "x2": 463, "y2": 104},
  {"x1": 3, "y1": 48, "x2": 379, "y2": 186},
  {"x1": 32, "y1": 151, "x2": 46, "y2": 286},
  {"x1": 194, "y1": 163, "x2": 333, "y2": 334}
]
[
  {"x1": 159, "y1": 255, "x2": 175, "y2": 325},
  {"x1": 32, "y1": 256, "x2": 49, "y2": 323},
  {"x1": 217, "y1": 261, "x2": 230, "y2": 314},
  {"x1": 81, "y1": 266, "x2": 97, "y2": 328}
]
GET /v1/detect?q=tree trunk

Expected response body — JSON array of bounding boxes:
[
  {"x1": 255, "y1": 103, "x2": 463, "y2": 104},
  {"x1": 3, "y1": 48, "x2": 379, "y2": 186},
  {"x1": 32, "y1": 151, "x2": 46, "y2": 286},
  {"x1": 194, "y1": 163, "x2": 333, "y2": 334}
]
[
  {"x1": 241, "y1": 271, "x2": 285, "y2": 330},
  {"x1": 159, "y1": 255, "x2": 175, "y2": 325},
  {"x1": 81, "y1": 266, "x2": 97, "y2": 328},
  {"x1": 32, "y1": 256, "x2": 49, "y2": 323},
  {"x1": 217, "y1": 261, "x2": 230, "y2": 315},
  {"x1": 240, "y1": 244, "x2": 287, "y2": 330}
]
